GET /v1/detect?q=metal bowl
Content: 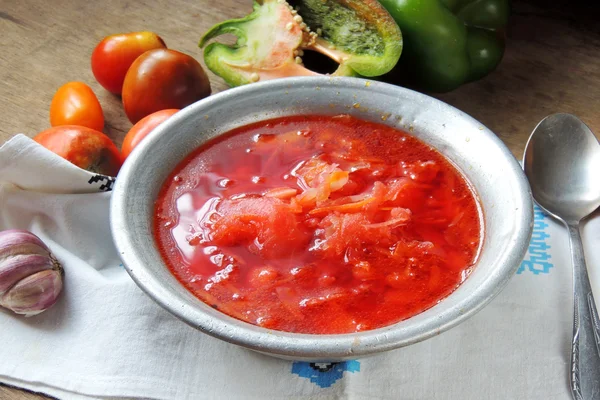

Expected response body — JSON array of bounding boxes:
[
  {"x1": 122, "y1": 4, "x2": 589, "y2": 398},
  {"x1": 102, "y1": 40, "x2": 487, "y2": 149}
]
[{"x1": 110, "y1": 76, "x2": 533, "y2": 361}]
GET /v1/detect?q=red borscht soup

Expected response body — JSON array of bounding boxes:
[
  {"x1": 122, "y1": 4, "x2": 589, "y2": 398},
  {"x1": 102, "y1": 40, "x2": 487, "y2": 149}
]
[{"x1": 154, "y1": 114, "x2": 482, "y2": 334}]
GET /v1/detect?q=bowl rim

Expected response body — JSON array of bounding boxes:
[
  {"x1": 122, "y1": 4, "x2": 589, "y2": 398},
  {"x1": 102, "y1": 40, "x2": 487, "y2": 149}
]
[{"x1": 110, "y1": 76, "x2": 533, "y2": 360}]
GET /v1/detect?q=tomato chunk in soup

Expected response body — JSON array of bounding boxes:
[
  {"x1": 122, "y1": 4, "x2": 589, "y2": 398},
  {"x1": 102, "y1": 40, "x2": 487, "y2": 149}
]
[{"x1": 154, "y1": 114, "x2": 482, "y2": 334}]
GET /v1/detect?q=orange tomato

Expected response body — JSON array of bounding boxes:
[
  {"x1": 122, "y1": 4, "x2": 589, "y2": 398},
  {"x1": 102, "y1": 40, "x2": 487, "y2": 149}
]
[
  {"x1": 122, "y1": 49, "x2": 211, "y2": 124},
  {"x1": 34, "y1": 126, "x2": 122, "y2": 176},
  {"x1": 121, "y1": 109, "x2": 179, "y2": 160},
  {"x1": 50, "y1": 82, "x2": 105, "y2": 131},
  {"x1": 91, "y1": 31, "x2": 167, "y2": 95}
]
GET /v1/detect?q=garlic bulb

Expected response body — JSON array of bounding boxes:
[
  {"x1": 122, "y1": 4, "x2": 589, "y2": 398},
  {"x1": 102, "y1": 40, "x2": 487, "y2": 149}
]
[{"x1": 0, "y1": 229, "x2": 64, "y2": 316}]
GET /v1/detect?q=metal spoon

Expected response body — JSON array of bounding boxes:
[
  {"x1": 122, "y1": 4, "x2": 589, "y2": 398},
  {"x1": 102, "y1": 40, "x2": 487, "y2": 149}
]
[{"x1": 524, "y1": 113, "x2": 600, "y2": 399}]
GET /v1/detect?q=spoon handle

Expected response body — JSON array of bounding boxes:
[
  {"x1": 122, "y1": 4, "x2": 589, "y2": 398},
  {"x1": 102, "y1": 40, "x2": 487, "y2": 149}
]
[{"x1": 568, "y1": 223, "x2": 600, "y2": 400}]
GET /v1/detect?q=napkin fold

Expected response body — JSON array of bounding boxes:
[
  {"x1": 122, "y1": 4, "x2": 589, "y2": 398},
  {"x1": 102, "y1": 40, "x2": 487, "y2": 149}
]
[{"x1": 0, "y1": 134, "x2": 597, "y2": 399}]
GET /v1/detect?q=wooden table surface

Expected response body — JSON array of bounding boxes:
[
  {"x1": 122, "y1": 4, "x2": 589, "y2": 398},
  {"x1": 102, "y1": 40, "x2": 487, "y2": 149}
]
[{"x1": 1, "y1": 0, "x2": 599, "y2": 398}]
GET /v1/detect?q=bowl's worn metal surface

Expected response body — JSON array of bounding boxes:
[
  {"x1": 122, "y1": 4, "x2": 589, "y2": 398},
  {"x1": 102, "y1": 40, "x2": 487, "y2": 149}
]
[{"x1": 111, "y1": 77, "x2": 533, "y2": 361}]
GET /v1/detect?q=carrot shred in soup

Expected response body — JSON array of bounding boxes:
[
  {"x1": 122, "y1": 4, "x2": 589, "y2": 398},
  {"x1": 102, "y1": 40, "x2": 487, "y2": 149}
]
[{"x1": 154, "y1": 115, "x2": 482, "y2": 334}]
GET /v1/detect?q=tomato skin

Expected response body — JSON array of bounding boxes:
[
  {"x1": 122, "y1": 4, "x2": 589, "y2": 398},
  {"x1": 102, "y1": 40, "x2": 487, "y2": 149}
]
[
  {"x1": 121, "y1": 109, "x2": 179, "y2": 159},
  {"x1": 50, "y1": 82, "x2": 105, "y2": 131},
  {"x1": 34, "y1": 126, "x2": 123, "y2": 176},
  {"x1": 122, "y1": 49, "x2": 211, "y2": 124},
  {"x1": 91, "y1": 31, "x2": 166, "y2": 95}
]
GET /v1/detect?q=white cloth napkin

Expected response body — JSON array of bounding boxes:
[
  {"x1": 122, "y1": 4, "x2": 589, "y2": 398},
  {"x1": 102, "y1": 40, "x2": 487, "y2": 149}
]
[{"x1": 1, "y1": 133, "x2": 598, "y2": 400}]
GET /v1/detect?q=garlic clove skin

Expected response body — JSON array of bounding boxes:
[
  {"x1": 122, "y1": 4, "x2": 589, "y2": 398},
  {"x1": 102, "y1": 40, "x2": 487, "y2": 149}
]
[
  {"x1": 0, "y1": 254, "x2": 55, "y2": 296},
  {"x1": 0, "y1": 269, "x2": 63, "y2": 317},
  {"x1": 0, "y1": 229, "x2": 51, "y2": 258},
  {"x1": 0, "y1": 229, "x2": 64, "y2": 316}
]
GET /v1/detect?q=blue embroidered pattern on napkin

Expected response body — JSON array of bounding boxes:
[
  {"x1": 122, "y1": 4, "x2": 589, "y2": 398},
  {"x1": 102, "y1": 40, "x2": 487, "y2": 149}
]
[
  {"x1": 517, "y1": 205, "x2": 554, "y2": 275},
  {"x1": 291, "y1": 361, "x2": 361, "y2": 388}
]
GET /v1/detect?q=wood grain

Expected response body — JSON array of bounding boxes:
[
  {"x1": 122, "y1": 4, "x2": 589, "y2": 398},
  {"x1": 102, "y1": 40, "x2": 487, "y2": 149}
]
[
  {"x1": 0, "y1": 0, "x2": 599, "y2": 398},
  {"x1": 0, "y1": 386, "x2": 54, "y2": 400}
]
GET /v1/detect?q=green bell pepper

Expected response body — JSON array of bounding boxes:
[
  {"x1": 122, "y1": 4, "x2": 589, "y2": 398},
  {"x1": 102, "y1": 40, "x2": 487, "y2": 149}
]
[
  {"x1": 378, "y1": 0, "x2": 509, "y2": 92},
  {"x1": 199, "y1": 0, "x2": 402, "y2": 87}
]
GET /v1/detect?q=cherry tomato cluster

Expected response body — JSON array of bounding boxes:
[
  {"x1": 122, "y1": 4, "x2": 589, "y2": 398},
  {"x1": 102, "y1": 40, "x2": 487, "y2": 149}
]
[{"x1": 34, "y1": 31, "x2": 212, "y2": 176}]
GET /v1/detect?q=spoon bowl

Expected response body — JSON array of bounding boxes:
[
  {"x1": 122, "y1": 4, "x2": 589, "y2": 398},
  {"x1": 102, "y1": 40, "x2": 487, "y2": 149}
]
[
  {"x1": 524, "y1": 113, "x2": 600, "y2": 400},
  {"x1": 524, "y1": 113, "x2": 600, "y2": 223}
]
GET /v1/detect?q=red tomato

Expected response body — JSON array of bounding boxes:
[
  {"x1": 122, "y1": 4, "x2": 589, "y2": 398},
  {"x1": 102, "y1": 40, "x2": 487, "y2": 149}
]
[
  {"x1": 50, "y1": 82, "x2": 105, "y2": 131},
  {"x1": 122, "y1": 49, "x2": 211, "y2": 124},
  {"x1": 121, "y1": 109, "x2": 179, "y2": 159},
  {"x1": 34, "y1": 126, "x2": 122, "y2": 176},
  {"x1": 91, "y1": 31, "x2": 166, "y2": 95}
]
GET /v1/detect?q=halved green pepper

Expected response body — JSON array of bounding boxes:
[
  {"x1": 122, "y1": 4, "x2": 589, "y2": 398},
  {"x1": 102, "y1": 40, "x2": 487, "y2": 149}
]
[
  {"x1": 378, "y1": 0, "x2": 509, "y2": 92},
  {"x1": 199, "y1": 0, "x2": 402, "y2": 87}
]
